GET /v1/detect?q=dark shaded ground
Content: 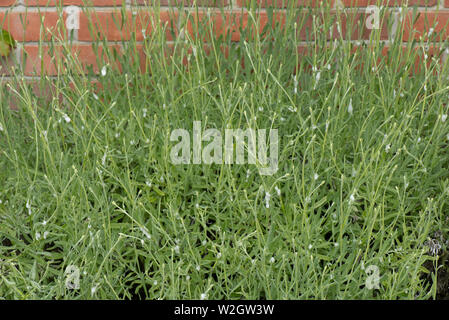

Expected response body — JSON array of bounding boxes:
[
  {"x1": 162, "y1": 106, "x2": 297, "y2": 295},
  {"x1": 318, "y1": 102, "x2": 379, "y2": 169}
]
[{"x1": 423, "y1": 231, "x2": 449, "y2": 299}]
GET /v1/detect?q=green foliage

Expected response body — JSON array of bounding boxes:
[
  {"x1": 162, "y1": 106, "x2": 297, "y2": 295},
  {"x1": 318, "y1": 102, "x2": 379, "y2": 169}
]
[
  {"x1": 0, "y1": 29, "x2": 16, "y2": 57},
  {"x1": 0, "y1": 4, "x2": 448, "y2": 299}
]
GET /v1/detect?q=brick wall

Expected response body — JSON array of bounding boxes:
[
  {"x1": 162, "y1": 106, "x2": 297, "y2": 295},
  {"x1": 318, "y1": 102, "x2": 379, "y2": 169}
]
[{"x1": 0, "y1": 0, "x2": 448, "y2": 78}]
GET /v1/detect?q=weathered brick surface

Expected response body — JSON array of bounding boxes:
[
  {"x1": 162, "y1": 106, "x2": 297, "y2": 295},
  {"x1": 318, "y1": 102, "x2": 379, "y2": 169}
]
[
  {"x1": 24, "y1": 0, "x2": 125, "y2": 6},
  {"x1": 23, "y1": 44, "x2": 123, "y2": 75},
  {"x1": 134, "y1": 0, "x2": 228, "y2": 5},
  {"x1": 341, "y1": 0, "x2": 436, "y2": 6},
  {"x1": 0, "y1": 0, "x2": 17, "y2": 6},
  {"x1": 237, "y1": 0, "x2": 327, "y2": 7},
  {"x1": 401, "y1": 11, "x2": 449, "y2": 41},
  {"x1": 0, "y1": 11, "x2": 65, "y2": 42},
  {"x1": 0, "y1": 1, "x2": 449, "y2": 78},
  {"x1": 77, "y1": 10, "x2": 177, "y2": 41}
]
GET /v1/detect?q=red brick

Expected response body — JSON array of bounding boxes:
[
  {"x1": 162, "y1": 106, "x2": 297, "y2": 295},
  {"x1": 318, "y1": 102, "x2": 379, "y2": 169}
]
[
  {"x1": 135, "y1": 43, "x2": 220, "y2": 72},
  {"x1": 23, "y1": 44, "x2": 122, "y2": 75},
  {"x1": 378, "y1": 45, "x2": 443, "y2": 74},
  {"x1": 133, "y1": 0, "x2": 228, "y2": 5},
  {"x1": 336, "y1": 10, "x2": 391, "y2": 40},
  {"x1": 0, "y1": 0, "x2": 18, "y2": 6},
  {"x1": 401, "y1": 11, "x2": 449, "y2": 41},
  {"x1": 237, "y1": 0, "x2": 330, "y2": 7},
  {"x1": 78, "y1": 10, "x2": 178, "y2": 41},
  {"x1": 340, "y1": 0, "x2": 436, "y2": 6},
  {"x1": 134, "y1": 43, "x2": 175, "y2": 72},
  {"x1": 135, "y1": 10, "x2": 179, "y2": 41},
  {"x1": 78, "y1": 11, "x2": 130, "y2": 41},
  {"x1": 446, "y1": 0, "x2": 449, "y2": 7},
  {"x1": 23, "y1": 45, "x2": 62, "y2": 76},
  {"x1": 0, "y1": 12, "x2": 65, "y2": 42},
  {"x1": 310, "y1": 10, "x2": 391, "y2": 41},
  {"x1": 187, "y1": 11, "x2": 287, "y2": 42},
  {"x1": 72, "y1": 44, "x2": 123, "y2": 73},
  {"x1": 411, "y1": 45, "x2": 443, "y2": 73},
  {"x1": 186, "y1": 10, "x2": 390, "y2": 42},
  {"x1": 24, "y1": 0, "x2": 125, "y2": 5}
]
